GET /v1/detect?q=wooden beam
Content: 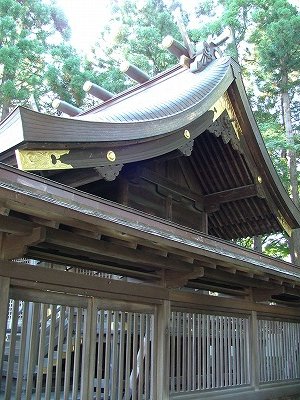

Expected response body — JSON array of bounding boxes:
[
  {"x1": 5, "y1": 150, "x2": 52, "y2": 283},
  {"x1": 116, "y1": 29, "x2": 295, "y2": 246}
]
[
  {"x1": 44, "y1": 228, "x2": 197, "y2": 272},
  {"x1": 201, "y1": 268, "x2": 283, "y2": 289},
  {"x1": 164, "y1": 267, "x2": 204, "y2": 288},
  {"x1": 0, "y1": 260, "x2": 168, "y2": 302},
  {"x1": 186, "y1": 281, "x2": 248, "y2": 296},
  {"x1": 0, "y1": 227, "x2": 46, "y2": 260},
  {"x1": 204, "y1": 184, "x2": 258, "y2": 212},
  {"x1": 0, "y1": 214, "x2": 33, "y2": 235},
  {"x1": 27, "y1": 249, "x2": 161, "y2": 281},
  {"x1": 252, "y1": 287, "x2": 285, "y2": 302}
]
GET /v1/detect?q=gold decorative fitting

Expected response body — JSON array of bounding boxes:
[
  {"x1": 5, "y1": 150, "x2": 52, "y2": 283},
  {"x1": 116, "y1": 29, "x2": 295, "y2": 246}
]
[
  {"x1": 15, "y1": 149, "x2": 72, "y2": 171},
  {"x1": 184, "y1": 129, "x2": 191, "y2": 139},
  {"x1": 107, "y1": 150, "x2": 116, "y2": 162},
  {"x1": 257, "y1": 176, "x2": 263, "y2": 184}
]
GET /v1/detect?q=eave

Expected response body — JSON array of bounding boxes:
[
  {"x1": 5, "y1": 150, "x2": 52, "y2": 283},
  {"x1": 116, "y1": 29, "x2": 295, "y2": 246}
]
[{"x1": 1, "y1": 162, "x2": 300, "y2": 301}]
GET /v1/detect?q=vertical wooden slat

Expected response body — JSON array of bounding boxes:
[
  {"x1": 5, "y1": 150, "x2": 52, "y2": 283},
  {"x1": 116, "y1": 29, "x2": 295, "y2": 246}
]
[
  {"x1": 192, "y1": 313, "x2": 196, "y2": 391},
  {"x1": 0, "y1": 276, "x2": 10, "y2": 394},
  {"x1": 197, "y1": 314, "x2": 201, "y2": 390},
  {"x1": 235, "y1": 317, "x2": 240, "y2": 385},
  {"x1": 15, "y1": 302, "x2": 29, "y2": 399},
  {"x1": 176, "y1": 312, "x2": 181, "y2": 392},
  {"x1": 170, "y1": 312, "x2": 175, "y2": 392},
  {"x1": 224, "y1": 316, "x2": 228, "y2": 387},
  {"x1": 150, "y1": 313, "x2": 155, "y2": 400},
  {"x1": 182, "y1": 312, "x2": 186, "y2": 391},
  {"x1": 232, "y1": 318, "x2": 237, "y2": 386},
  {"x1": 187, "y1": 313, "x2": 191, "y2": 391},
  {"x1": 296, "y1": 323, "x2": 300, "y2": 379},
  {"x1": 220, "y1": 316, "x2": 224, "y2": 388},
  {"x1": 25, "y1": 302, "x2": 40, "y2": 400},
  {"x1": 211, "y1": 315, "x2": 216, "y2": 389},
  {"x1": 35, "y1": 303, "x2": 48, "y2": 400},
  {"x1": 144, "y1": 314, "x2": 151, "y2": 400},
  {"x1": 55, "y1": 305, "x2": 66, "y2": 400},
  {"x1": 241, "y1": 318, "x2": 245, "y2": 384},
  {"x1": 206, "y1": 314, "x2": 210, "y2": 389},
  {"x1": 104, "y1": 310, "x2": 112, "y2": 400},
  {"x1": 131, "y1": 313, "x2": 138, "y2": 400},
  {"x1": 260, "y1": 319, "x2": 265, "y2": 382},
  {"x1": 216, "y1": 316, "x2": 220, "y2": 388},
  {"x1": 244, "y1": 318, "x2": 250, "y2": 384},
  {"x1": 124, "y1": 312, "x2": 132, "y2": 400},
  {"x1": 95, "y1": 309, "x2": 104, "y2": 399},
  {"x1": 279, "y1": 321, "x2": 283, "y2": 381},
  {"x1": 118, "y1": 312, "x2": 125, "y2": 400},
  {"x1": 45, "y1": 304, "x2": 57, "y2": 400},
  {"x1": 111, "y1": 311, "x2": 119, "y2": 400},
  {"x1": 228, "y1": 316, "x2": 232, "y2": 386},
  {"x1": 138, "y1": 314, "x2": 145, "y2": 399},
  {"x1": 72, "y1": 308, "x2": 83, "y2": 400},
  {"x1": 64, "y1": 307, "x2": 75, "y2": 400},
  {"x1": 4, "y1": 300, "x2": 19, "y2": 399},
  {"x1": 290, "y1": 323, "x2": 296, "y2": 379},
  {"x1": 202, "y1": 314, "x2": 206, "y2": 390}
]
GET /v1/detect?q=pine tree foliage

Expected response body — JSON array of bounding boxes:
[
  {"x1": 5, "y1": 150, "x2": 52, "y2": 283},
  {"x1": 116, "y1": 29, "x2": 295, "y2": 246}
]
[
  {"x1": 0, "y1": 0, "x2": 71, "y2": 118},
  {"x1": 93, "y1": 0, "x2": 181, "y2": 77}
]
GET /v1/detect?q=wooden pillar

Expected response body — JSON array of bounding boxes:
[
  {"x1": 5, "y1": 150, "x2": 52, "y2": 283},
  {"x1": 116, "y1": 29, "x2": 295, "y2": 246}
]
[
  {"x1": 0, "y1": 277, "x2": 10, "y2": 388},
  {"x1": 250, "y1": 311, "x2": 259, "y2": 389},
  {"x1": 82, "y1": 297, "x2": 97, "y2": 400},
  {"x1": 201, "y1": 212, "x2": 208, "y2": 234},
  {"x1": 155, "y1": 300, "x2": 171, "y2": 400}
]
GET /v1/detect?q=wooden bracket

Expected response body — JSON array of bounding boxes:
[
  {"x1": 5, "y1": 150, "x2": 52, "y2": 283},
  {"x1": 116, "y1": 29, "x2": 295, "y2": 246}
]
[
  {"x1": 0, "y1": 227, "x2": 46, "y2": 260},
  {"x1": 178, "y1": 140, "x2": 194, "y2": 156},
  {"x1": 252, "y1": 286, "x2": 285, "y2": 302},
  {"x1": 164, "y1": 267, "x2": 204, "y2": 289},
  {"x1": 95, "y1": 164, "x2": 123, "y2": 181}
]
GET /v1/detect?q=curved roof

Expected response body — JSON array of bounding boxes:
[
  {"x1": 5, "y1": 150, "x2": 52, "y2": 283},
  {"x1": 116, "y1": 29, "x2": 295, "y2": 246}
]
[{"x1": 0, "y1": 56, "x2": 299, "y2": 240}]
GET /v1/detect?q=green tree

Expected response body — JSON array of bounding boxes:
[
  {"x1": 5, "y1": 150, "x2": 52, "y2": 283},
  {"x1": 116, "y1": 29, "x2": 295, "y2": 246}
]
[
  {"x1": 250, "y1": 0, "x2": 300, "y2": 263},
  {"x1": 94, "y1": 0, "x2": 182, "y2": 78},
  {"x1": 0, "y1": 0, "x2": 70, "y2": 119}
]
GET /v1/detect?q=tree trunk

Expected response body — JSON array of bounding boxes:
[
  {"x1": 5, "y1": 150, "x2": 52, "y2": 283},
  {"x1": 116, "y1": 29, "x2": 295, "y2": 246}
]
[
  {"x1": 281, "y1": 74, "x2": 300, "y2": 265},
  {"x1": 1, "y1": 101, "x2": 10, "y2": 121}
]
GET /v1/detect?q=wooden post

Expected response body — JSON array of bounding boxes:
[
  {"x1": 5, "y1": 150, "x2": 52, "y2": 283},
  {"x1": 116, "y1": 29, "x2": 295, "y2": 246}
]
[
  {"x1": 0, "y1": 276, "x2": 9, "y2": 388},
  {"x1": 155, "y1": 300, "x2": 171, "y2": 400},
  {"x1": 250, "y1": 311, "x2": 259, "y2": 389},
  {"x1": 82, "y1": 297, "x2": 97, "y2": 400}
]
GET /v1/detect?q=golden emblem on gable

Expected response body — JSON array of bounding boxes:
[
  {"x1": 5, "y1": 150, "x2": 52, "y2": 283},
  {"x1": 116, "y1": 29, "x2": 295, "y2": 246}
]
[{"x1": 15, "y1": 149, "x2": 72, "y2": 171}]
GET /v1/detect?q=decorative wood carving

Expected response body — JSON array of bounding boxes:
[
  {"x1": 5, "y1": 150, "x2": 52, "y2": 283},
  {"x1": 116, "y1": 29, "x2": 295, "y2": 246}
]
[
  {"x1": 178, "y1": 139, "x2": 194, "y2": 156},
  {"x1": 95, "y1": 164, "x2": 123, "y2": 181},
  {"x1": 208, "y1": 112, "x2": 242, "y2": 153}
]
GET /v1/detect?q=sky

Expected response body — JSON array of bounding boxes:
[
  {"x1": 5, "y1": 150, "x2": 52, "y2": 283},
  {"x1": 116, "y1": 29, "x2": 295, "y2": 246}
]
[
  {"x1": 55, "y1": 0, "x2": 299, "y2": 54},
  {"x1": 55, "y1": 0, "x2": 199, "y2": 53},
  {"x1": 55, "y1": 0, "x2": 112, "y2": 53}
]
